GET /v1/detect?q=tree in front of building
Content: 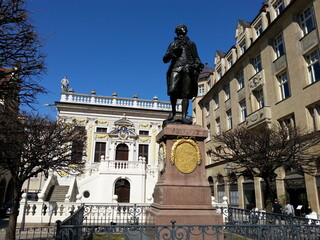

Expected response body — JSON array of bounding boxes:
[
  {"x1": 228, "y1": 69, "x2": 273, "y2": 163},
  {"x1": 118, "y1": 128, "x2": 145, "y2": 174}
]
[
  {"x1": 0, "y1": 112, "x2": 86, "y2": 240},
  {"x1": 208, "y1": 125, "x2": 320, "y2": 212},
  {"x1": 0, "y1": 0, "x2": 46, "y2": 107}
]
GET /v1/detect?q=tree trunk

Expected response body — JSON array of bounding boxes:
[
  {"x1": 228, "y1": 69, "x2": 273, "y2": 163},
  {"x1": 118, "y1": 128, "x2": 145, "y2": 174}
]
[
  {"x1": 263, "y1": 178, "x2": 276, "y2": 212},
  {"x1": 5, "y1": 183, "x2": 22, "y2": 240}
]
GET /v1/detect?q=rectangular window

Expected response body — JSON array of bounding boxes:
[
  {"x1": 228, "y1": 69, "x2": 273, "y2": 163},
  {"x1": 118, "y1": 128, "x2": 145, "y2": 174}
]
[
  {"x1": 300, "y1": 6, "x2": 315, "y2": 36},
  {"x1": 305, "y1": 49, "x2": 320, "y2": 84},
  {"x1": 239, "y1": 100, "x2": 247, "y2": 123},
  {"x1": 138, "y1": 144, "x2": 148, "y2": 163},
  {"x1": 94, "y1": 142, "x2": 106, "y2": 162},
  {"x1": 308, "y1": 104, "x2": 320, "y2": 131},
  {"x1": 278, "y1": 115, "x2": 295, "y2": 135},
  {"x1": 253, "y1": 54, "x2": 262, "y2": 73},
  {"x1": 224, "y1": 84, "x2": 230, "y2": 101},
  {"x1": 274, "y1": 33, "x2": 285, "y2": 58},
  {"x1": 218, "y1": 185, "x2": 225, "y2": 203},
  {"x1": 139, "y1": 130, "x2": 149, "y2": 136},
  {"x1": 217, "y1": 68, "x2": 222, "y2": 80},
  {"x1": 227, "y1": 110, "x2": 232, "y2": 130},
  {"x1": 240, "y1": 40, "x2": 246, "y2": 54},
  {"x1": 205, "y1": 102, "x2": 210, "y2": 113},
  {"x1": 253, "y1": 88, "x2": 264, "y2": 110},
  {"x1": 237, "y1": 71, "x2": 244, "y2": 89},
  {"x1": 227, "y1": 56, "x2": 233, "y2": 69},
  {"x1": 255, "y1": 23, "x2": 263, "y2": 37},
  {"x1": 198, "y1": 84, "x2": 205, "y2": 96},
  {"x1": 213, "y1": 94, "x2": 219, "y2": 109},
  {"x1": 215, "y1": 117, "x2": 221, "y2": 135},
  {"x1": 96, "y1": 127, "x2": 108, "y2": 133},
  {"x1": 274, "y1": 0, "x2": 284, "y2": 17},
  {"x1": 71, "y1": 126, "x2": 85, "y2": 163},
  {"x1": 229, "y1": 184, "x2": 239, "y2": 206},
  {"x1": 277, "y1": 71, "x2": 290, "y2": 100}
]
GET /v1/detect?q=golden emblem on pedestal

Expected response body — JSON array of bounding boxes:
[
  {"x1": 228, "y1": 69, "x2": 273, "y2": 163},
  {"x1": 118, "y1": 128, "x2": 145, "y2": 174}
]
[{"x1": 171, "y1": 138, "x2": 201, "y2": 174}]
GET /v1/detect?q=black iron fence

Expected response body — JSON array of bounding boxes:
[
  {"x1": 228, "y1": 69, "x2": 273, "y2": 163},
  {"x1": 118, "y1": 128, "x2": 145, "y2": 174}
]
[
  {"x1": 56, "y1": 205, "x2": 84, "y2": 240},
  {"x1": 56, "y1": 223, "x2": 320, "y2": 240},
  {"x1": 11, "y1": 205, "x2": 320, "y2": 240}
]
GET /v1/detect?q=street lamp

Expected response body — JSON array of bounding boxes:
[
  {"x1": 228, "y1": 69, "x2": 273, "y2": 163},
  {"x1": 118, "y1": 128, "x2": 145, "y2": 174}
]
[{"x1": 224, "y1": 163, "x2": 234, "y2": 176}]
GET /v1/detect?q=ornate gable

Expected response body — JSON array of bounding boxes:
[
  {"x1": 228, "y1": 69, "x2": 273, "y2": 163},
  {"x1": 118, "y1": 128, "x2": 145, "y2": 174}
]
[{"x1": 109, "y1": 115, "x2": 138, "y2": 140}]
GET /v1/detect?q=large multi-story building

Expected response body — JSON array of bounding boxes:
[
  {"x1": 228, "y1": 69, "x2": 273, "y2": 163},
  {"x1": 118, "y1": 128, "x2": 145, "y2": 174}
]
[{"x1": 193, "y1": 0, "x2": 320, "y2": 216}]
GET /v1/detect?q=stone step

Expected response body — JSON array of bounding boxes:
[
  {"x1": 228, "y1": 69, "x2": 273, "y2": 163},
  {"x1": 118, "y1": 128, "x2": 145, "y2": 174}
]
[{"x1": 48, "y1": 185, "x2": 69, "y2": 202}]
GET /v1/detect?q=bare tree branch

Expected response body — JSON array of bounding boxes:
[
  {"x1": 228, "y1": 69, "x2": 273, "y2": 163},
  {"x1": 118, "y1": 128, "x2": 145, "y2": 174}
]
[{"x1": 0, "y1": 0, "x2": 46, "y2": 107}]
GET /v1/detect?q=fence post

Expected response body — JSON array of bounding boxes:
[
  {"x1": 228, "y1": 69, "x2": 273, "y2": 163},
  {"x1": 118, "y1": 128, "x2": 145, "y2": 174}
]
[{"x1": 55, "y1": 220, "x2": 61, "y2": 240}]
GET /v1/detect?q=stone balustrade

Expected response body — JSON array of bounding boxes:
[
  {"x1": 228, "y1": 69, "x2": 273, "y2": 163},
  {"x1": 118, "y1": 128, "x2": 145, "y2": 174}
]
[
  {"x1": 60, "y1": 93, "x2": 181, "y2": 111},
  {"x1": 17, "y1": 198, "x2": 81, "y2": 226},
  {"x1": 99, "y1": 159, "x2": 146, "y2": 174},
  {"x1": 18, "y1": 197, "x2": 229, "y2": 225}
]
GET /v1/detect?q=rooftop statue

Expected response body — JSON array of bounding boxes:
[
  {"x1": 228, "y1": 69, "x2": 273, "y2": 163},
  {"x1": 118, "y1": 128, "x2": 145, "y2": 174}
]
[{"x1": 163, "y1": 24, "x2": 203, "y2": 124}]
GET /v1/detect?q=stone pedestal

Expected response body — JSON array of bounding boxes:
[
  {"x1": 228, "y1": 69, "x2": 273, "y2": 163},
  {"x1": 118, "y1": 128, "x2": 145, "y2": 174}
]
[{"x1": 147, "y1": 124, "x2": 223, "y2": 225}]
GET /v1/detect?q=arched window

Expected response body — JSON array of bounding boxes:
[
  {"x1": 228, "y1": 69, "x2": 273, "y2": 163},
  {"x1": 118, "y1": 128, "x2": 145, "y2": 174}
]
[
  {"x1": 115, "y1": 179, "x2": 130, "y2": 203},
  {"x1": 116, "y1": 144, "x2": 129, "y2": 161}
]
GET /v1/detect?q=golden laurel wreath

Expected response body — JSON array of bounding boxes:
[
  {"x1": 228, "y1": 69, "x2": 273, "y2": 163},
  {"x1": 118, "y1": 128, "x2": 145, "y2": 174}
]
[{"x1": 171, "y1": 138, "x2": 201, "y2": 174}]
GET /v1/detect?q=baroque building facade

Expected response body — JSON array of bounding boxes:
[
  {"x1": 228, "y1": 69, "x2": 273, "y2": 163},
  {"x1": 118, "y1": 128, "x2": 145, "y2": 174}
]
[
  {"x1": 193, "y1": 0, "x2": 320, "y2": 216},
  {"x1": 56, "y1": 85, "x2": 178, "y2": 204},
  {"x1": 25, "y1": 79, "x2": 181, "y2": 205}
]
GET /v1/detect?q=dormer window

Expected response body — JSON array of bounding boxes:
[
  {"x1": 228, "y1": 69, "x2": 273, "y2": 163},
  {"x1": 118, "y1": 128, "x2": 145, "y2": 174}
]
[
  {"x1": 273, "y1": 0, "x2": 284, "y2": 17},
  {"x1": 255, "y1": 22, "x2": 263, "y2": 38},
  {"x1": 239, "y1": 40, "x2": 246, "y2": 55}
]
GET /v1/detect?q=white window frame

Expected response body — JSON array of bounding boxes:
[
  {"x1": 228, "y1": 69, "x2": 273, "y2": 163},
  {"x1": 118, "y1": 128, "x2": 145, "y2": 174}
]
[
  {"x1": 277, "y1": 71, "x2": 290, "y2": 100},
  {"x1": 224, "y1": 84, "x2": 230, "y2": 101},
  {"x1": 217, "y1": 68, "x2": 222, "y2": 80},
  {"x1": 254, "y1": 88, "x2": 264, "y2": 110},
  {"x1": 299, "y1": 6, "x2": 315, "y2": 36},
  {"x1": 306, "y1": 49, "x2": 320, "y2": 84},
  {"x1": 198, "y1": 84, "x2": 205, "y2": 96},
  {"x1": 239, "y1": 100, "x2": 247, "y2": 123},
  {"x1": 227, "y1": 110, "x2": 232, "y2": 130},
  {"x1": 227, "y1": 56, "x2": 233, "y2": 69},
  {"x1": 214, "y1": 94, "x2": 219, "y2": 109},
  {"x1": 308, "y1": 104, "x2": 320, "y2": 131},
  {"x1": 255, "y1": 22, "x2": 263, "y2": 38},
  {"x1": 240, "y1": 40, "x2": 246, "y2": 55},
  {"x1": 253, "y1": 54, "x2": 262, "y2": 73},
  {"x1": 274, "y1": 33, "x2": 285, "y2": 59},
  {"x1": 215, "y1": 117, "x2": 221, "y2": 135},
  {"x1": 237, "y1": 71, "x2": 244, "y2": 89},
  {"x1": 274, "y1": 0, "x2": 284, "y2": 17}
]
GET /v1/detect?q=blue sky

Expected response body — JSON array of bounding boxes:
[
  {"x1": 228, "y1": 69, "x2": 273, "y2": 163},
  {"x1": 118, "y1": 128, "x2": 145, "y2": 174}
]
[{"x1": 26, "y1": 0, "x2": 263, "y2": 116}]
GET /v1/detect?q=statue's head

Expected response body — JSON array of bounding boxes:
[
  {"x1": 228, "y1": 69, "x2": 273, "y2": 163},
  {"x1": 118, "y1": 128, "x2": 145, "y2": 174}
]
[{"x1": 175, "y1": 24, "x2": 188, "y2": 36}]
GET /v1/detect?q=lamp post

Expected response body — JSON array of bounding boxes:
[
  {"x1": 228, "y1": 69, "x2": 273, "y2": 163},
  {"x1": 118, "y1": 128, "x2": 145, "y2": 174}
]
[{"x1": 224, "y1": 163, "x2": 234, "y2": 176}]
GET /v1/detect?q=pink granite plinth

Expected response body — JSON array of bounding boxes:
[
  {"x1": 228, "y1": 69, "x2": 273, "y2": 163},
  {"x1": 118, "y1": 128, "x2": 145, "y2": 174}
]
[{"x1": 147, "y1": 124, "x2": 223, "y2": 226}]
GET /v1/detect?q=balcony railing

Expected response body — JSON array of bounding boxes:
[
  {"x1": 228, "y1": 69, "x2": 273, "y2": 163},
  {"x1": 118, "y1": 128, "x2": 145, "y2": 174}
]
[
  {"x1": 60, "y1": 93, "x2": 182, "y2": 111},
  {"x1": 99, "y1": 160, "x2": 146, "y2": 174}
]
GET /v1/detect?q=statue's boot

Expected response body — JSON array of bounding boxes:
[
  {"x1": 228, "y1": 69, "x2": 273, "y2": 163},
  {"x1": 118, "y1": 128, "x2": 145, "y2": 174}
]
[
  {"x1": 181, "y1": 98, "x2": 192, "y2": 124},
  {"x1": 182, "y1": 115, "x2": 192, "y2": 124},
  {"x1": 167, "y1": 112, "x2": 175, "y2": 121}
]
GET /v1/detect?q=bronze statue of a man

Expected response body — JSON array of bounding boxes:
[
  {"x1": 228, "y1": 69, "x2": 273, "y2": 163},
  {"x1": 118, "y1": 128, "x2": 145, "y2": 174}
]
[{"x1": 163, "y1": 24, "x2": 203, "y2": 124}]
